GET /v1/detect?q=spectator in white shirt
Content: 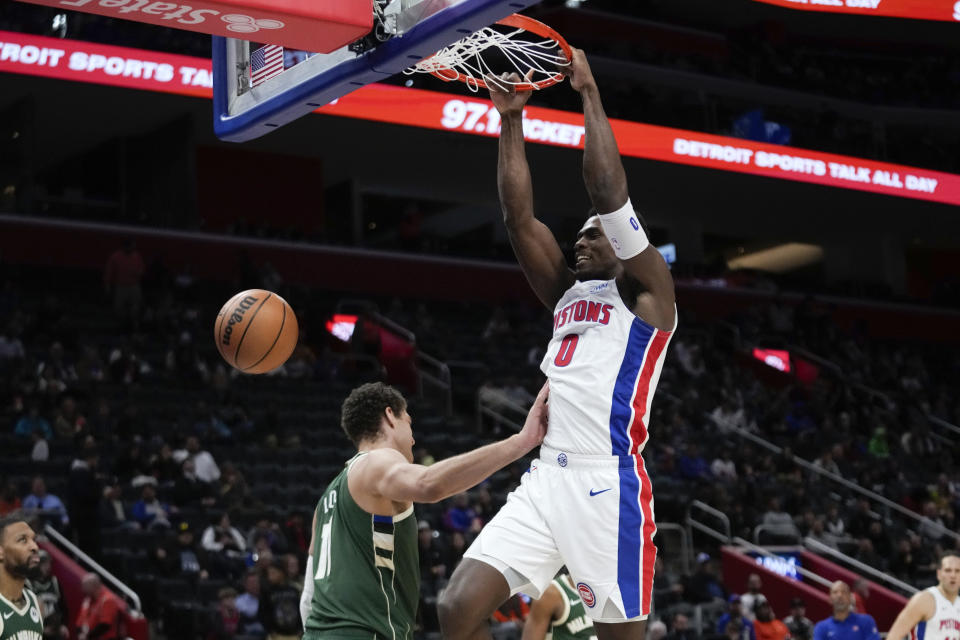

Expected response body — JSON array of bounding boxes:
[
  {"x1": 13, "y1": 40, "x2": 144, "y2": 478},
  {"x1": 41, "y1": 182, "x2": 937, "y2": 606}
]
[{"x1": 175, "y1": 436, "x2": 221, "y2": 484}]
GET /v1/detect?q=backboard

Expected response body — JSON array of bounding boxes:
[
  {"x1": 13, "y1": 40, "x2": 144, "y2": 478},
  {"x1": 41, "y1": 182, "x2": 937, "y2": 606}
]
[{"x1": 212, "y1": 0, "x2": 544, "y2": 142}]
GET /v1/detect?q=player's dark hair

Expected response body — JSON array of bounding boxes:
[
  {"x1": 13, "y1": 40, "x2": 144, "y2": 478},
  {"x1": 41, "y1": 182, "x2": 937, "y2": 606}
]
[
  {"x1": 939, "y1": 551, "x2": 960, "y2": 568},
  {"x1": 0, "y1": 513, "x2": 27, "y2": 542},
  {"x1": 340, "y1": 382, "x2": 407, "y2": 446}
]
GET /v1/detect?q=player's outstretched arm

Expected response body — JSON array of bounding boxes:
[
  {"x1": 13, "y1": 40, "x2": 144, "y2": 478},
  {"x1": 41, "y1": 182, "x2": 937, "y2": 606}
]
[
  {"x1": 886, "y1": 592, "x2": 933, "y2": 640},
  {"x1": 521, "y1": 583, "x2": 564, "y2": 640},
  {"x1": 356, "y1": 382, "x2": 548, "y2": 504},
  {"x1": 569, "y1": 48, "x2": 675, "y2": 330},
  {"x1": 489, "y1": 75, "x2": 574, "y2": 309}
]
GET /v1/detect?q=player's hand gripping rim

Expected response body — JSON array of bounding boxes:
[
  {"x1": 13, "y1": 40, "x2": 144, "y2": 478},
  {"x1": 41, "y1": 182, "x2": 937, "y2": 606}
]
[{"x1": 486, "y1": 70, "x2": 536, "y2": 116}]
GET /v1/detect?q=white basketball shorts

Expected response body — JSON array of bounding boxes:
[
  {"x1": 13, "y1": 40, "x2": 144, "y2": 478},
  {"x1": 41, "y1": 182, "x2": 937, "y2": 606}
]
[{"x1": 463, "y1": 445, "x2": 657, "y2": 622}]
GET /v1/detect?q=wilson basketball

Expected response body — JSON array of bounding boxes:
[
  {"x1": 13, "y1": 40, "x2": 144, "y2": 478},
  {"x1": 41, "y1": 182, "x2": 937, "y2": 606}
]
[{"x1": 215, "y1": 289, "x2": 298, "y2": 374}]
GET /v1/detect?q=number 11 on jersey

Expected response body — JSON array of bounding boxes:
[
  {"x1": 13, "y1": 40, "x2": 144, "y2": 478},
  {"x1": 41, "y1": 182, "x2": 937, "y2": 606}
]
[{"x1": 315, "y1": 520, "x2": 333, "y2": 580}]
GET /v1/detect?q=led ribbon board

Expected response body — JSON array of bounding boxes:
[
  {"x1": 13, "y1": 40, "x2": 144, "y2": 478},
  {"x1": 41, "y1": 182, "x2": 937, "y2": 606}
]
[
  {"x1": 752, "y1": 0, "x2": 960, "y2": 22},
  {"x1": 2, "y1": 30, "x2": 959, "y2": 206}
]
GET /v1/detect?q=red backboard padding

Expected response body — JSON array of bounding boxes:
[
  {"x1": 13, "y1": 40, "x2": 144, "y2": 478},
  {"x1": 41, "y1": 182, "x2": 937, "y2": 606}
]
[{"x1": 13, "y1": 0, "x2": 372, "y2": 53}]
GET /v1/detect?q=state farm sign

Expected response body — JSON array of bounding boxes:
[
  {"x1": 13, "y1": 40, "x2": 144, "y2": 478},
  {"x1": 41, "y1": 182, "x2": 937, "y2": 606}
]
[{"x1": 13, "y1": 0, "x2": 372, "y2": 52}]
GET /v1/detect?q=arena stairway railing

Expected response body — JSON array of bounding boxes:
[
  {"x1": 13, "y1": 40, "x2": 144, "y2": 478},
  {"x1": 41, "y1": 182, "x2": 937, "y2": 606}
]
[
  {"x1": 708, "y1": 413, "x2": 960, "y2": 547},
  {"x1": 790, "y1": 345, "x2": 960, "y2": 444},
  {"x1": 804, "y1": 536, "x2": 917, "y2": 596}
]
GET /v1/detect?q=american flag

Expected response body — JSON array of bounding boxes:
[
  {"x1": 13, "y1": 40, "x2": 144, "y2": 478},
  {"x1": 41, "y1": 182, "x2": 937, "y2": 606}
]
[{"x1": 250, "y1": 44, "x2": 284, "y2": 86}]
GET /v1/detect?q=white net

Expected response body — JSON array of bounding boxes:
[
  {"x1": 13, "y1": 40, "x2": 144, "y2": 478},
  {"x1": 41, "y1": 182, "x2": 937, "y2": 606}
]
[{"x1": 405, "y1": 23, "x2": 570, "y2": 91}]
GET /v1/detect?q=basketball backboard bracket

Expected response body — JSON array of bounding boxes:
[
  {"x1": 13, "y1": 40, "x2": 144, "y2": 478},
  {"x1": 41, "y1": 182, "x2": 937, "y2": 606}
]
[{"x1": 212, "y1": 0, "x2": 543, "y2": 142}]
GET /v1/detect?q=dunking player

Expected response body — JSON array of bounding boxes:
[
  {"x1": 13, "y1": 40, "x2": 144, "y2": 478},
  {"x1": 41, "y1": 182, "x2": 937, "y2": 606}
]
[
  {"x1": 439, "y1": 49, "x2": 675, "y2": 640},
  {"x1": 886, "y1": 552, "x2": 960, "y2": 640},
  {"x1": 0, "y1": 515, "x2": 44, "y2": 640},
  {"x1": 299, "y1": 381, "x2": 548, "y2": 639}
]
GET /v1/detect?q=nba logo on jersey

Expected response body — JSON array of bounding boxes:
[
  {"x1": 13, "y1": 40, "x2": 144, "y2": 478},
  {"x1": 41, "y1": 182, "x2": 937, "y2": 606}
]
[
  {"x1": 557, "y1": 453, "x2": 568, "y2": 467},
  {"x1": 577, "y1": 582, "x2": 596, "y2": 608},
  {"x1": 589, "y1": 282, "x2": 609, "y2": 294}
]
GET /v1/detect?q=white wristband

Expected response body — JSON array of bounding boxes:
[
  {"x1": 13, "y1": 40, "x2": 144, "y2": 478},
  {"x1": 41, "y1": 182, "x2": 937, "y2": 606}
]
[
  {"x1": 598, "y1": 199, "x2": 649, "y2": 260},
  {"x1": 300, "y1": 555, "x2": 315, "y2": 629}
]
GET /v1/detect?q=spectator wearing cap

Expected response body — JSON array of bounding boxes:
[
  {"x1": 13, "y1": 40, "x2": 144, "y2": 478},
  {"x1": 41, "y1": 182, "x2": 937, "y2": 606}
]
[
  {"x1": 813, "y1": 581, "x2": 880, "y2": 640},
  {"x1": 754, "y1": 597, "x2": 790, "y2": 640},
  {"x1": 716, "y1": 595, "x2": 757, "y2": 640},
  {"x1": 784, "y1": 597, "x2": 814, "y2": 640},
  {"x1": 153, "y1": 521, "x2": 209, "y2": 581},
  {"x1": 687, "y1": 553, "x2": 727, "y2": 604}
]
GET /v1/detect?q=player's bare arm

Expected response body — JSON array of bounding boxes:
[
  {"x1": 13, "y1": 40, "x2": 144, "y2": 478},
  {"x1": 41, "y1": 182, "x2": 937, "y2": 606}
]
[
  {"x1": 521, "y1": 582, "x2": 565, "y2": 640},
  {"x1": 887, "y1": 591, "x2": 935, "y2": 640},
  {"x1": 569, "y1": 48, "x2": 675, "y2": 331},
  {"x1": 489, "y1": 74, "x2": 575, "y2": 309},
  {"x1": 351, "y1": 382, "x2": 549, "y2": 508}
]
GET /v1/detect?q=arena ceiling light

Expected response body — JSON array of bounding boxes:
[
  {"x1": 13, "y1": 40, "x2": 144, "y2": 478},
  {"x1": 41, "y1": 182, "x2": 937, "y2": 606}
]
[{"x1": 727, "y1": 243, "x2": 824, "y2": 274}]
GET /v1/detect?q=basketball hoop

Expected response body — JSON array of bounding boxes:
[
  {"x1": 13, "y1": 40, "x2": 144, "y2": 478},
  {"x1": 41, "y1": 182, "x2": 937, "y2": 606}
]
[{"x1": 405, "y1": 14, "x2": 572, "y2": 92}]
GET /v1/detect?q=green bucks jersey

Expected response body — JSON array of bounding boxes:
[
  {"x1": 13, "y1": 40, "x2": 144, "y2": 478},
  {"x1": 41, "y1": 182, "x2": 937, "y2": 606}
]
[
  {"x1": 305, "y1": 453, "x2": 419, "y2": 640},
  {"x1": 0, "y1": 589, "x2": 44, "y2": 640},
  {"x1": 548, "y1": 576, "x2": 596, "y2": 640}
]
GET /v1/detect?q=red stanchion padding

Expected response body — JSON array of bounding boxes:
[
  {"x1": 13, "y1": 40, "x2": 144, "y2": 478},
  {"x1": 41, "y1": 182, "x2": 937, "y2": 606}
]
[{"x1": 12, "y1": 0, "x2": 373, "y2": 52}]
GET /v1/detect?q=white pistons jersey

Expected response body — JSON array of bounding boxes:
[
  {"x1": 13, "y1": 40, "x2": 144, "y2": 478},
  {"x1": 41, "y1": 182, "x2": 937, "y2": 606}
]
[
  {"x1": 540, "y1": 278, "x2": 675, "y2": 456},
  {"x1": 914, "y1": 587, "x2": 960, "y2": 640}
]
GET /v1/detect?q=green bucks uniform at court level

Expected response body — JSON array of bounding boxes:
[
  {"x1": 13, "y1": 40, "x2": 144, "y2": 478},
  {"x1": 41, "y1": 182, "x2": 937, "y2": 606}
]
[
  {"x1": 0, "y1": 590, "x2": 44, "y2": 640},
  {"x1": 550, "y1": 576, "x2": 596, "y2": 640},
  {"x1": 304, "y1": 453, "x2": 419, "y2": 640}
]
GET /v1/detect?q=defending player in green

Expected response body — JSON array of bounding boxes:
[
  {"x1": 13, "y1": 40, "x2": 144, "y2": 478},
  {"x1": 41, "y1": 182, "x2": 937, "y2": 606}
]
[
  {"x1": 300, "y1": 381, "x2": 549, "y2": 640},
  {"x1": 0, "y1": 516, "x2": 44, "y2": 640}
]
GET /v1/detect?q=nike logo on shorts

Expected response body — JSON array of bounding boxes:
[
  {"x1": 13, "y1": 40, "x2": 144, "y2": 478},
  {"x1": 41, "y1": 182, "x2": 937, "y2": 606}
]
[{"x1": 589, "y1": 488, "x2": 612, "y2": 496}]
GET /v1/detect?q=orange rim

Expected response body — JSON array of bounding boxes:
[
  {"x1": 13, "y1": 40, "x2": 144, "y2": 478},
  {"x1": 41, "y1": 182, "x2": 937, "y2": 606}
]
[{"x1": 426, "y1": 13, "x2": 572, "y2": 91}]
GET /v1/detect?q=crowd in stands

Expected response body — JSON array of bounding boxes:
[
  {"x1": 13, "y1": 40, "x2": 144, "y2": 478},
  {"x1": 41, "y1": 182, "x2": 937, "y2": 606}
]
[{"x1": 2, "y1": 236, "x2": 959, "y2": 638}]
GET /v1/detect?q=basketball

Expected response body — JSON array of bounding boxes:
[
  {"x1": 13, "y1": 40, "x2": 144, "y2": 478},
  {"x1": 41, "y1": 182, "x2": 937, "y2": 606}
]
[{"x1": 214, "y1": 289, "x2": 298, "y2": 374}]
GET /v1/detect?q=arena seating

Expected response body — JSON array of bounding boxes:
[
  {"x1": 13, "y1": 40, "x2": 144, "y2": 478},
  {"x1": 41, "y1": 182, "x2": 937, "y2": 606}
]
[{"x1": 2, "y1": 256, "x2": 957, "y2": 638}]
